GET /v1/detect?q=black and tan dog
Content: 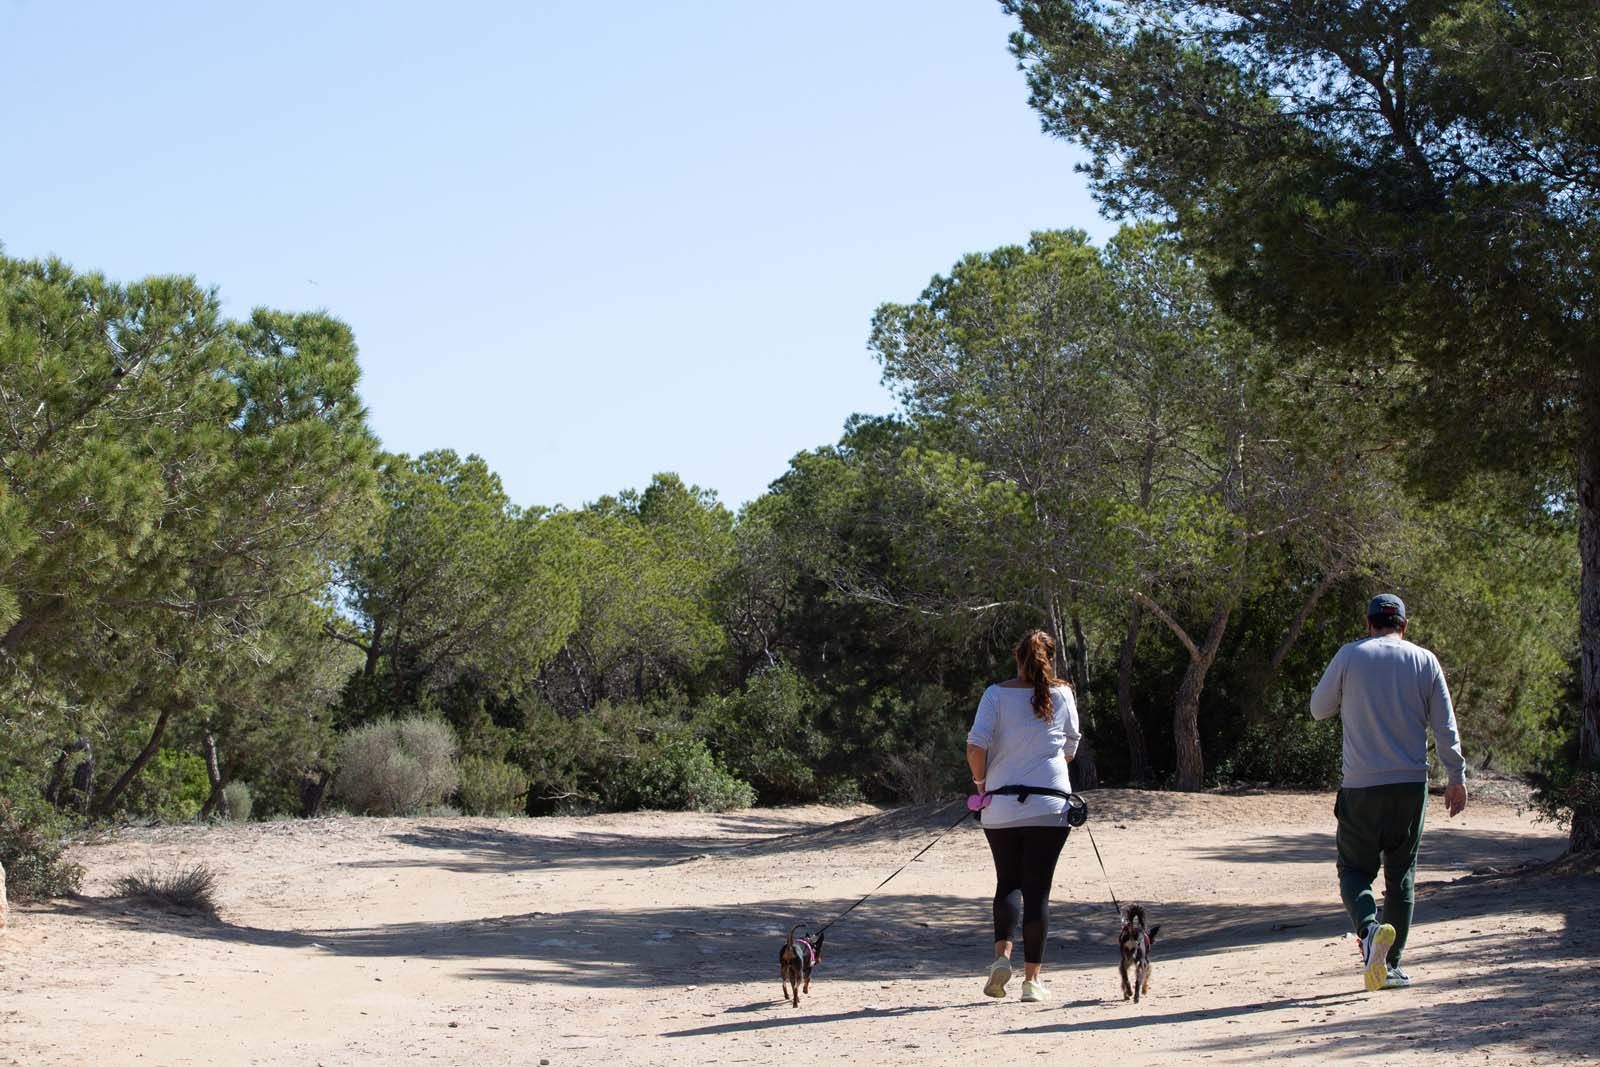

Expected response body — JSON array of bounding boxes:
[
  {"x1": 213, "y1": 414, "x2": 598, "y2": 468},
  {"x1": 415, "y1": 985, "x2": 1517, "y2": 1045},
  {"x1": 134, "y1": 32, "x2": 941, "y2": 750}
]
[
  {"x1": 1118, "y1": 904, "x2": 1161, "y2": 1003},
  {"x1": 778, "y1": 924, "x2": 823, "y2": 1007}
]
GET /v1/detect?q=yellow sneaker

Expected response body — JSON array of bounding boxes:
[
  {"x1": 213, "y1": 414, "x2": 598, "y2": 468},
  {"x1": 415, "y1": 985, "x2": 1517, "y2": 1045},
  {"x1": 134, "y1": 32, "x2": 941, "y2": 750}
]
[
  {"x1": 983, "y1": 957, "x2": 1011, "y2": 998},
  {"x1": 1361, "y1": 923, "x2": 1396, "y2": 992}
]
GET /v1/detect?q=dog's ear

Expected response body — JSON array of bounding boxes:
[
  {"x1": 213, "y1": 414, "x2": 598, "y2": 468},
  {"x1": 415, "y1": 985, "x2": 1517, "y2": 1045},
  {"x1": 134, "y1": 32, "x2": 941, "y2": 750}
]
[
  {"x1": 814, "y1": 929, "x2": 825, "y2": 948},
  {"x1": 1147, "y1": 924, "x2": 1161, "y2": 943}
]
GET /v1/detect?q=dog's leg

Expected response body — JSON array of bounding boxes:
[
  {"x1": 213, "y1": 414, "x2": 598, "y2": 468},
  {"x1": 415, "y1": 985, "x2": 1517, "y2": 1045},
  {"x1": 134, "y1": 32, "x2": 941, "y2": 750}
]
[
  {"x1": 1136, "y1": 961, "x2": 1149, "y2": 1002},
  {"x1": 1120, "y1": 957, "x2": 1133, "y2": 1001}
]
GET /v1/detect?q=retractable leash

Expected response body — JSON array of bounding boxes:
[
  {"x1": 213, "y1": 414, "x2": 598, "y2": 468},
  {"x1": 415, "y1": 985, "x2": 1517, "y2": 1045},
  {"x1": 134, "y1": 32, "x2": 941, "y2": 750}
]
[
  {"x1": 812, "y1": 796, "x2": 972, "y2": 937},
  {"x1": 971, "y1": 786, "x2": 1126, "y2": 923},
  {"x1": 811, "y1": 787, "x2": 1128, "y2": 937}
]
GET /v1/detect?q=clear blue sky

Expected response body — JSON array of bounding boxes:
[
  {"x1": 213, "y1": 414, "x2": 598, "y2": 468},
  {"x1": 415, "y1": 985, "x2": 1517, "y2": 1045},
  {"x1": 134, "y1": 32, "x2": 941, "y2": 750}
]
[{"x1": 0, "y1": 1, "x2": 1112, "y2": 512}]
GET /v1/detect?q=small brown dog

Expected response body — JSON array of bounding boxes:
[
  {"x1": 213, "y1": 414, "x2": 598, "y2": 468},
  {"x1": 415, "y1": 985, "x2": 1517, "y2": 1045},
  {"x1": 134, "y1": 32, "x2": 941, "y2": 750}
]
[
  {"x1": 778, "y1": 924, "x2": 823, "y2": 1007},
  {"x1": 1118, "y1": 904, "x2": 1160, "y2": 1003}
]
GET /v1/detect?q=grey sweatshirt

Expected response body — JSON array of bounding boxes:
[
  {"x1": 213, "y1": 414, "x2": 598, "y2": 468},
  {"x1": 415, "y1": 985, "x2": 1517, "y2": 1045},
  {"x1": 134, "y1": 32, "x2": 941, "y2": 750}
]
[{"x1": 1310, "y1": 634, "x2": 1467, "y2": 788}]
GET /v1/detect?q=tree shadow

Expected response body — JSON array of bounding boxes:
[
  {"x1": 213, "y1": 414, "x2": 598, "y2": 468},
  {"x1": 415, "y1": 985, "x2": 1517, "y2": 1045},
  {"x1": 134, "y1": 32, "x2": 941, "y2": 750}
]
[
  {"x1": 1191, "y1": 826, "x2": 1566, "y2": 873},
  {"x1": 51, "y1": 798, "x2": 1596, "y2": 1057},
  {"x1": 48, "y1": 871, "x2": 1551, "y2": 990},
  {"x1": 1011, "y1": 867, "x2": 1600, "y2": 1061},
  {"x1": 345, "y1": 805, "x2": 977, "y2": 874},
  {"x1": 660, "y1": 1004, "x2": 961, "y2": 1037},
  {"x1": 1008, "y1": 989, "x2": 1370, "y2": 1034}
]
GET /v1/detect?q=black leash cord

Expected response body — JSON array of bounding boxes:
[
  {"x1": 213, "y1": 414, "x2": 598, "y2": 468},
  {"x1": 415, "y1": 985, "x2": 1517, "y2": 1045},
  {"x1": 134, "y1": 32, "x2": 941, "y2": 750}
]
[
  {"x1": 1082, "y1": 822, "x2": 1124, "y2": 921},
  {"x1": 813, "y1": 797, "x2": 969, "y2": 936},
  {"x1": 811, "y1": 794, "x2": 1127, "y2": 936}
]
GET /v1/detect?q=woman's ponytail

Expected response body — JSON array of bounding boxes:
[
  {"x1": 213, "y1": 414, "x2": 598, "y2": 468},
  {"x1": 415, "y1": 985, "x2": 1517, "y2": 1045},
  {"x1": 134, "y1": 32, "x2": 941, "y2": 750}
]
[{"x1": 1015, "y1": 629, "x2": 1062, "y2": 722}]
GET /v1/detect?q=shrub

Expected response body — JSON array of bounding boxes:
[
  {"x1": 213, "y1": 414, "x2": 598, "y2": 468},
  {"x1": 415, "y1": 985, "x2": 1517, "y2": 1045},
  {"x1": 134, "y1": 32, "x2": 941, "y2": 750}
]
[
  {"x1": 113, "y1": 863, "x2": 219, "y2": 917},
  {"x1": 221, "y1": 781, "x2": 253, "y2": 822},
  {"x1": 514, "y1": 701, "x2": 753, "y2": 814},
  {"x1": 696, "y1": 663, "x2": 828, "y2": 803},
  {"x1": 0, "y1": 771, "x2": 84, "y2": 901},
  {"x1": 121, "y1": 749, "x2": 211, "y2": 822},
  {"x1": 819, "y1": 778, "x2": 866, "y2": 806},
  {"x1": 879, "y1": 751, "x2": 952, "y2": 804},
  {"x1": 458, "y1": 756, "x2": 528, "y2": 816},
  {"x1": 1217, "y1": 717, "x2": 1342, "y2": 788},
  {"x1": 333, "y1": 716, "x2": 460, "y2": 816},
  {"x1": 626, "y1": 737, "x2": 755, "y2": 812}
]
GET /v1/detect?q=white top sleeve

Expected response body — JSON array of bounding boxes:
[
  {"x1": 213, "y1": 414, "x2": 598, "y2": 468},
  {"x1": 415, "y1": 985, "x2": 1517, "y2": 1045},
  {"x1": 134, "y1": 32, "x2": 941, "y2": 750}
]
[
  {"x1": 966, "y1": 686, "x2": 997, "y2": 749},
  {"x1": 1058, "y1": 686, "x2": 1081, "y2": 761}
]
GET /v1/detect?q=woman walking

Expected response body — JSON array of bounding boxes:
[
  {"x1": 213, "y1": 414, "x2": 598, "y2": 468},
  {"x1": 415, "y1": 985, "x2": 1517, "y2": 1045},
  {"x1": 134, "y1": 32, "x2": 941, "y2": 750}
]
[{"x1": 966, "y1": 629, "x2": 1082, "y2": 1002}]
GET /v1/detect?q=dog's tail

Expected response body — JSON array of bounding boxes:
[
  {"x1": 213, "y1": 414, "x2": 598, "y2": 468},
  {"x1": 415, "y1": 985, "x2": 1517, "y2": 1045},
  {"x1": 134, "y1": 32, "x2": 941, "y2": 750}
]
[
  {"x1": 1124, "y1": 904, "x2": 1147, "y2": 929},
  {"x1": 787, "y1": 923, "x2": 804, "y2": 948}
]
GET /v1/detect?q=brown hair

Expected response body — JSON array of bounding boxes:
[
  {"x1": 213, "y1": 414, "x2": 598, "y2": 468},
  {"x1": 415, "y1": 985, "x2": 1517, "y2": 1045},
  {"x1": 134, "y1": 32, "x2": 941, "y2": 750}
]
[{"x1": 1015, "y1": 629, "x2": 1064, "y2": 722}]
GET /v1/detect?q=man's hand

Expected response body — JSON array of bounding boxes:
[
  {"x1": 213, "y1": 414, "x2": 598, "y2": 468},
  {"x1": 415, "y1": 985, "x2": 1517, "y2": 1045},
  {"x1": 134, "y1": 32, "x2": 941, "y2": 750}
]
[{"x1": 1445, "y1": 783, "x2": 1467, "y2": 817}]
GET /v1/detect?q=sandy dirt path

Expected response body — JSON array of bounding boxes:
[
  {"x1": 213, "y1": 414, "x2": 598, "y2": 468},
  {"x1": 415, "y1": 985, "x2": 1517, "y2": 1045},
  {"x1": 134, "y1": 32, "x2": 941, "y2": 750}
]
[{"x1": 2, "y1": 790, "x2": 1595, "y2": 1066}]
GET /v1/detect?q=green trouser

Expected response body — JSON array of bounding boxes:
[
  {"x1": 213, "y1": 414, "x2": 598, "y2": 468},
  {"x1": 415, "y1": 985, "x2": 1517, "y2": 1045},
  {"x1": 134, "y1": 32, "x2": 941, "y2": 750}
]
[{"x1": 1335, "y1": 782, "x2": 1427, "y2": 967}]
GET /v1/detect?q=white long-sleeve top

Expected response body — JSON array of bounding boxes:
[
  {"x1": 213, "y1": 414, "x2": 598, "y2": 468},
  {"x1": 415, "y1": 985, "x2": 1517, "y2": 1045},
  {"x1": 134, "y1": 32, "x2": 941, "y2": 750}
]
[{"x1": 966, "y1": 683, "x2": 1081, "y2": 828}]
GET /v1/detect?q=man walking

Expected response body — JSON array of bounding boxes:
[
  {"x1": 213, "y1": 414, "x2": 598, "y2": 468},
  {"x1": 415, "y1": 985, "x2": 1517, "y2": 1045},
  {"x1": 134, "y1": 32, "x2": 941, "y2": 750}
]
[{"x1": 1311, "y1": 593, "x2": 1467, "y2": 992}]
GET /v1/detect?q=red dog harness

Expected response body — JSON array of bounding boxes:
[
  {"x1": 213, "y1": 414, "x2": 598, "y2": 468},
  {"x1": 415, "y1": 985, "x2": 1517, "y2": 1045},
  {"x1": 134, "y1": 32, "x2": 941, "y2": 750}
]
[{"x1": 795, "y1": 937, "x2": 818, "y2": 968}]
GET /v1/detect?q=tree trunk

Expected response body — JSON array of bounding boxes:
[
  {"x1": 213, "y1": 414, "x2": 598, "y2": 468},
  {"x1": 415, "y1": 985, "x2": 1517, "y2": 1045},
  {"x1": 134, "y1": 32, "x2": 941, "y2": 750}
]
[
  {"x1": 1116, "y1": 604, "x2": 1153, "y2": 784},
  {"x1": 1268, "y1": 568, "x2": 1341, "y2": 677},
  {"x1": 1067, "y1": 612, "x2": 1100, "y2": 787},
  {"x1": 199, "y1": 730, "x2": 225, "y2": 819},
  {"x1": 94, "y1": 704, "x2": 172, "y2": 817},
  {"x1": 1173, "y1": 604, "x2": 1232, "y2": 791},
  {"x1": 362, "y1": 616, "x2": 384, "y2": 678},
  {"x1": 1071, "y1": 735, "x2": 1100, "y2": 790},
  {"x1": 300, "y1": 767, "x2": 333, "y2": 818},
  {"x1": 1574, "y1": 366, "x2": 1600, "y2": 853}
]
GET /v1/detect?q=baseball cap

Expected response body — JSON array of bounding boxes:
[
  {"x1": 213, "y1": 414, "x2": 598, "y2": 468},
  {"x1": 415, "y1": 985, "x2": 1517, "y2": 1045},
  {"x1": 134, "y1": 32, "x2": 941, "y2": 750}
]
[{"x1": 1367, "y1": 593, "x2": 1406, "y2": 623}]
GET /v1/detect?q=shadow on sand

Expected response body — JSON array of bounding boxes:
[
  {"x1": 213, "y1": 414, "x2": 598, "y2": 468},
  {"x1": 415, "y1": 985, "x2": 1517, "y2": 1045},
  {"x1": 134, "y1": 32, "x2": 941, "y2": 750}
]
[{"x1": 57, "y1": 798, "x2": 1595, "y2": 1060}]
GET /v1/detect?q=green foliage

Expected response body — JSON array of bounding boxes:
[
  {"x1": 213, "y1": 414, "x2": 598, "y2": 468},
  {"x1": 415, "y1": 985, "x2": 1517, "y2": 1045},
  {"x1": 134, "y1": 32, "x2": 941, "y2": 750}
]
[
  {"x1": 697, "y1": 663, "x2": 827, "y2": 803},
  {"x1": 1216, "y1": 718, "x2": 1342, "y2": 789},
  {"x1": 221, "y1": 781, "x2": 253, "y2": 822},
  {"x1": 1530, "y1": 662, "x2": 1598, "y2": 834},
  {"x1": 0, "y1": 252, "x2": 380, "y2": 821},
  {"x1": 539, "y1": 474, "x2": 733, "y2": 714},
  {"x1": 121, "y1": 749, "x2": 210, "y2": 823},
  {"x1": 626, "y1": 737, "x2": 755, "y2": 813},
  {"x1": 335, "y1": 450, "x2": 580, "y2": 725},
  {"x1": 333, "y1": 717, "x2": 460, "y2": 816},
  {"x1": 1395, "y1": 494, "x2": 1578, "y2": 772},
  {"x1": 1003, "y1": 0, "x2": 1600, "y2": 839},
  {"x1": 0, "y1": 770, "x2": 84, "y2": 900},
  {"x1": 1531, "y1": 765, "x2": 1600, "y2": 836},
  {"x1": 515, "y1": 702, "x2": 753, "y2": 814},
  {"x1": 457, "y1": 756, "x2": 528, "y2": 816}
]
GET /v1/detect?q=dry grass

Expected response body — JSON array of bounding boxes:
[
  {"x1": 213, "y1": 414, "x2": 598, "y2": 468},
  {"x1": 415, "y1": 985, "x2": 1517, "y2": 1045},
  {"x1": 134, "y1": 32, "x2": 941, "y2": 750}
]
[{"x1": 112, "y1": 863, "x2": 219, "y2": 917}]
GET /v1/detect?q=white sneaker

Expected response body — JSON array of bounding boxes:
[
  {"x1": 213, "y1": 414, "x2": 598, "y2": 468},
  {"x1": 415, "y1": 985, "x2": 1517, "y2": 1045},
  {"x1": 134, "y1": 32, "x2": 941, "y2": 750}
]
[
  {"x1": 1383, "y1": 966, "x2": 1412, "y2": 989},
  {"x1": 1020, "y1": 979, "x2": 1049, "y2": 1003},
  {"x1": 983, "y1": 957, "x2": 1011, "y2": 998},
  {"x1": 1360, "y1": 923, "x2": 1396, "y2": 992}
]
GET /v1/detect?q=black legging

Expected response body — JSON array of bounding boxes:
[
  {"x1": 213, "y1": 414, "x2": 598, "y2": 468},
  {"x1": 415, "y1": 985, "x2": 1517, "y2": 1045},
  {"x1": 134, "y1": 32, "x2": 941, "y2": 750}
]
[{"x1": 984, "y1": 825, "x2": 1070, "y2": 964}]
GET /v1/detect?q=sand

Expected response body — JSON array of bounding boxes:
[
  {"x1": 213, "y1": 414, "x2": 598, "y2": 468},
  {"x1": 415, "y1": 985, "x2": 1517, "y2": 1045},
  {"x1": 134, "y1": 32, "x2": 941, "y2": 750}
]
[{"x1": 2, "y1": 789, "x2": 1595, "y2": 1066}]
